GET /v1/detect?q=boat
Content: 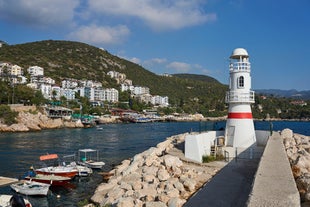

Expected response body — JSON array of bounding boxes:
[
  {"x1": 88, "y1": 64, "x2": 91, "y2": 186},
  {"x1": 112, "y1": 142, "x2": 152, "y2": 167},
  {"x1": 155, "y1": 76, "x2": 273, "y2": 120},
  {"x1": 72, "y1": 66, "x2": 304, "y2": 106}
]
[
  {"x1": 62, "y1": 154, "x2": 93, "y2": 177},
  {"x1": 35, "y1": 154, "x2": 78, "y2": 178},
  {"x1": 10, "y1": 180, "x2": 50, "y2": 196},
  {"x1": 24, "y1": 174, "x2": 71, "y2": 186},
  {"x1": 78, "y1": 149, "x2": 105, "y2": 169},
  {"x1": 0, "y1": 194, "x2": 32, "y2": 207}
]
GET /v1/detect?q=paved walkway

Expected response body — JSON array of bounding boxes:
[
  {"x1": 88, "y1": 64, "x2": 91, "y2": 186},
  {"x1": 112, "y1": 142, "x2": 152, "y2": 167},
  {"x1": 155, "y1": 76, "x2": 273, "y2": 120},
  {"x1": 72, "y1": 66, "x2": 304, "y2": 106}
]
[{"x1": 184, "y1": 147, "x2": 264, "y2": 207}]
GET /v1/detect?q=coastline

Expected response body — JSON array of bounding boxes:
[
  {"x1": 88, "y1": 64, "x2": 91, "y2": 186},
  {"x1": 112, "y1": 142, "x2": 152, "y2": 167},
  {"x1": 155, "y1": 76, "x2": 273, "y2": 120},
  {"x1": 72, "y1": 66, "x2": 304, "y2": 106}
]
[{"x1": 0, "y1": 105, "x2": 308, "y2": 132}]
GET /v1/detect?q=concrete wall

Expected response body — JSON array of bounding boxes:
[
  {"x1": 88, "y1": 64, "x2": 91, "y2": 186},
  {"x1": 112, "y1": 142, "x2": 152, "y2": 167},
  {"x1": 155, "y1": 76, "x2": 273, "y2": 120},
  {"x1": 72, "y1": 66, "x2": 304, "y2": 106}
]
[
  {"x1": 185, "y1": 131, "x2": 224, "y2": 163},
  {"x1": 247, "y1": 132, "x2": 300, "y2": 207},
  {"x1": 255, "y1": 130, "x2": 270, "y2": 146}
]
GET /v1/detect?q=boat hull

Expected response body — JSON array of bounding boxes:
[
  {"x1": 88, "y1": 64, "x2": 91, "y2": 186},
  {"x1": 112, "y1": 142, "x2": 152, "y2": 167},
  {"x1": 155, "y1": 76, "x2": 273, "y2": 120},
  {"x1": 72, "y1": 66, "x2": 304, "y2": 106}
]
[
  {"x1": 35, "y1": 166, "x2": 78, "y2": 178},
  {"x1": 25, "y1": 175, "x2": 71, "y2": 186},
  {"x1": 10, "y1": 180, "x2": 50, "y2": 196}
]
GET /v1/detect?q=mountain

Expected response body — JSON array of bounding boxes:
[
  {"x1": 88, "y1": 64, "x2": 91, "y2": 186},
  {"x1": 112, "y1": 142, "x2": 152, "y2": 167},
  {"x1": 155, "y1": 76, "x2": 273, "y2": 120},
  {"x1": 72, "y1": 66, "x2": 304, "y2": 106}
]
[
  {"x1": 256, "y1": 89, "x2": 310, "y2": 100},
  {"x1": 0, "y1": 40, "x2": 227, "y2": 108},
  {"x1": 172, "y1": 73, "x2": 221, "y2": 84}
]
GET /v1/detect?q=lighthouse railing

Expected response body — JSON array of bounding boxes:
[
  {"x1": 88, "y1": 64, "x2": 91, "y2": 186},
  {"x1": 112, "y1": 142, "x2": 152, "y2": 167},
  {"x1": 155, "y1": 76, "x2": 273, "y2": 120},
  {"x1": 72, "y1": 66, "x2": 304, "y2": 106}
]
[
  {"x1": 229, "y1": 62, "x2": 250, "y2": 72},
  {"x1": 225, "y1": 91, "x2": 255, "y2": 103}
]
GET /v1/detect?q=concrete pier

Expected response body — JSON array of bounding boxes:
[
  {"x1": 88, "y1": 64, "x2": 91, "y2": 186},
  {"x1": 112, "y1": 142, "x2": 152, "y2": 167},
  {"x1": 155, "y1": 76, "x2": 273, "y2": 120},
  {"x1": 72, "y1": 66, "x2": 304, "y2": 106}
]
[{"x1": 247, "y1": 131, "x2": 300, "y2": 207}]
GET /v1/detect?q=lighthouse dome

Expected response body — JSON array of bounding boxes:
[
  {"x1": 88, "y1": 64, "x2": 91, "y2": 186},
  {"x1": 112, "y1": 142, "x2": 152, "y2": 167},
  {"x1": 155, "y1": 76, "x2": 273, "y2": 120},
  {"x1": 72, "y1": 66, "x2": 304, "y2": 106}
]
[{"x1": 230, "y1": 48, "x2": 249, "y2": 59}]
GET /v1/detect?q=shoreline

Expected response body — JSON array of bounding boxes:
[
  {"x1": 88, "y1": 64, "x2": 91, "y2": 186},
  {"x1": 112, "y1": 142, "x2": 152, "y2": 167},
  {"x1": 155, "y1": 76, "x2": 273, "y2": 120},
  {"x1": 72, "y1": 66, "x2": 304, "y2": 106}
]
[{"x1": 0, "y1": 112, "x2": 309, "y2": 133}]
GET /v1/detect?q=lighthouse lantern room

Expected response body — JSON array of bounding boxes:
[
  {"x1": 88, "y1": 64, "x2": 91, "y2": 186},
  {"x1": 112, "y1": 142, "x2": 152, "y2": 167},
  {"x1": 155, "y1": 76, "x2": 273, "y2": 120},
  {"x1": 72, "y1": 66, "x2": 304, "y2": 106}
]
[{"x1": 225, "y1": 48, "x2": 256, "y2": 148}]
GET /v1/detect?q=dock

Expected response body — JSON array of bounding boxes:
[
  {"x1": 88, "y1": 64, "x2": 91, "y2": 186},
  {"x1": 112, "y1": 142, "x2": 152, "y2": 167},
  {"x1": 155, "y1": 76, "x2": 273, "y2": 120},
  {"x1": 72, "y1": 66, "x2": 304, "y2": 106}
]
[{"x1": 0, "y1": 176, "x2": 18, "y2": 187}]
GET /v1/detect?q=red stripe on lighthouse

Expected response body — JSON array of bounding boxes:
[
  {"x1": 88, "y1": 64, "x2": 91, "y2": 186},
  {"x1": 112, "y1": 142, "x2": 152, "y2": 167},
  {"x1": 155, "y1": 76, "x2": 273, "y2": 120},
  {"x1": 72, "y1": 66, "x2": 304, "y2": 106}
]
[{"x1": 228, "y1": 112, "x2": 253, "y2": 119}]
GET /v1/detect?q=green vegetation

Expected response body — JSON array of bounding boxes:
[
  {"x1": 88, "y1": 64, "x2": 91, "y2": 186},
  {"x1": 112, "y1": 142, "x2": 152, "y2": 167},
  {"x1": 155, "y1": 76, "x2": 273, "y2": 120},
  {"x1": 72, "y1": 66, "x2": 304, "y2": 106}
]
[
  {"x1": 202, "y1": 154, "x2": 225, "y2": 163},
  {"x1": 0, "y1": 105, "x2": 18, "y2": 125},
  {"x1": 0, "y1": 40, "x2": 309, "y2": 119}
]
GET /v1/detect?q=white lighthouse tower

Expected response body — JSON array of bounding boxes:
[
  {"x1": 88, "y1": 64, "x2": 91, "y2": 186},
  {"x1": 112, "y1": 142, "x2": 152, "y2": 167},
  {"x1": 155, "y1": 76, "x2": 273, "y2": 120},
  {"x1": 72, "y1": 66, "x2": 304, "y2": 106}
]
[{"x1": 225, "y1": 48, "x2": 256, "y2": 149}]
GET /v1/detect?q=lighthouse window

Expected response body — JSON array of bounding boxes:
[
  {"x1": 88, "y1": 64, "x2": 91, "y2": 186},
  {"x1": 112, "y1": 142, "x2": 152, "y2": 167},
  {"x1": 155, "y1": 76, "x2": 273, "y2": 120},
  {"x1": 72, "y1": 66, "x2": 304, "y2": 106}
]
[{"x1": 238, "y1": 76, "x2": 244, "y2": 88}]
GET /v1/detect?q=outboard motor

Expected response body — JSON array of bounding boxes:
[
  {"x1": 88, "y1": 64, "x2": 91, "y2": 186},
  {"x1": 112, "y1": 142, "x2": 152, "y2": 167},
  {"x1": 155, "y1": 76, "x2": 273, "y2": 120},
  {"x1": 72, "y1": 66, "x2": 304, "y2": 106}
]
[{"x1": 9, "y1": 194, "x2": 26, "y2": 207}]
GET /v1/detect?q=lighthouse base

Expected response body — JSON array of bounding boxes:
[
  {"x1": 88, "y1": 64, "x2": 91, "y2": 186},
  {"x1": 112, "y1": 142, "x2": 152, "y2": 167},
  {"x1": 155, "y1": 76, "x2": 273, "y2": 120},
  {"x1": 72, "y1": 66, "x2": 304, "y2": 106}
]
[{"x1": 225, "y1": 118, "x2": 256, "y2": 148}]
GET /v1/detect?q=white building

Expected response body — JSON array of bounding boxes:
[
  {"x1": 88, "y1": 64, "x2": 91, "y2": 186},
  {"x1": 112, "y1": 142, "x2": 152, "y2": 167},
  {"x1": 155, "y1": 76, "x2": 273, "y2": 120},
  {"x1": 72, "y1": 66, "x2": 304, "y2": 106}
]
[
  {"x1": 27, "y1": 66, "x2": 44, "y2": 76},
  {"x1": 103, "y1": 88, "x2": 119, "y2": 102},
  {"x1": 62, "y1": 79, "x2": 79, "y2": 89},
  {"x1": 121, "y1": 84, "x2": 135, "y2": 92},
  {"x1": 61, "y1": 88, "x2": 76, "y2": 100},
  {"x1": 133, "y1": 86, "x2": 150, "y2": 95},
  {"x1": 40, "y1": 83, "x2": 52, "y2": 99},
  {"x1": 10, "y1": 65, "x2": 23, "y2": 76},
  {"x1": 151, "y1": 95, "x2": 169, "y2": 107}
]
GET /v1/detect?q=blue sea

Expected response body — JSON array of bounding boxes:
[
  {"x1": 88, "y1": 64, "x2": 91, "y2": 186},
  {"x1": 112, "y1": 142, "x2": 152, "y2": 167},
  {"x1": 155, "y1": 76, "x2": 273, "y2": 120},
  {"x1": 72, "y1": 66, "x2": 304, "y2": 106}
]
[{"x1": 0, "y1": 121, "x2": 308, "y2": 206}]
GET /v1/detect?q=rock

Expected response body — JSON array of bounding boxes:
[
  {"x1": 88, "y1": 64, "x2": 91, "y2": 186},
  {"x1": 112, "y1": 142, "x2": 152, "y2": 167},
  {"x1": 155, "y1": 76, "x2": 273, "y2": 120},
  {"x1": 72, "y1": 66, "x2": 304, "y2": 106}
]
[
  {"x1": 115, "y1": 159, "x2": 131, "y2": 175},
  {"x1": 116, "y1": 197, "x2": 135, "y2": 207},
  {"x1": 157, "y1": 168, "x2": 170, "y2": 181},
  {"x1": 182, "y1": 178, "x2": 196, "y2": 192},
  {"x1": 145, "y1": 201, "x2": 167, "y2": 207},
  {"x1": 167, "y1": 197, "x2": 186, "y2": 207},
  {"x1": 163, "y1": 155, "x2": 183, "y2": 169}
]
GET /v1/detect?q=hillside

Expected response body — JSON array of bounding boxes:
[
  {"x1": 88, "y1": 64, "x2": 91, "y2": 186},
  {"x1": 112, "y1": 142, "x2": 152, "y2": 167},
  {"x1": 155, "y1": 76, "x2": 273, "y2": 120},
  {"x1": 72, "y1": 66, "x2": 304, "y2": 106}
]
[
  {"x1": 256, "y1": 89, "x2": 310, "y2": 100},
  {"x1": 0, "y1": 40, "x2": 227, "y2": 112}
]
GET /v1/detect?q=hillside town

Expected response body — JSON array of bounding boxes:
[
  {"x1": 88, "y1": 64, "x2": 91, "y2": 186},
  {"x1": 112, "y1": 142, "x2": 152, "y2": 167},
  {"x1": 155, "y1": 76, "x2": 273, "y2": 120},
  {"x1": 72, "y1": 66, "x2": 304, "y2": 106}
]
[{"x1": 0, "y1": 62, "x2": 169, "y2": 107}]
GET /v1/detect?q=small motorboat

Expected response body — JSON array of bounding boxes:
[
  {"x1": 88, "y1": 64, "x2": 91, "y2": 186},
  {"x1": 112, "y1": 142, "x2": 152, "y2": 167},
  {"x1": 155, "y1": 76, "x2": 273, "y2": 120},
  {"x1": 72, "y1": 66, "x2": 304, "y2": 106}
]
[
  {"x1": 0, "y1": 194, "x2": 32, "y2": 207},
  {"x1": 78, "y1": 149, "x2": 105, "y2": 169},
  {"x1": 24, "y1": 174, "x2": 71, "y2": 186},
  {"x1": 10, "y1": 180, "x2": 50, "y2": 196},
  {"x1": 35, "y1": 154, "x2": 78, "y2": 178},
  {"x1": 35, "y1": 166, "x2": 78, "y2": 178},
  {"x1": 62, "y1": 154, "x2": 93, "y2": 176},
  {"x1": 68, "y1": 161, "x2": 93, "y2": 177}
]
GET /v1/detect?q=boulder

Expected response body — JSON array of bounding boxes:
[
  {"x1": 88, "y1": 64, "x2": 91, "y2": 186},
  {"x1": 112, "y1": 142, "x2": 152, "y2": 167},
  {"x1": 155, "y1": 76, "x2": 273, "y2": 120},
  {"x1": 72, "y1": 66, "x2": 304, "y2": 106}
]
[
  {"x1": 158, "y1": 168, "x2": 170, "y2": 181},
  {"x1": 145, "y1": 201, "x2": 167, "y2": 207},
  {"x1": 116, "y1": 197, "x2": 135, "y2": 207},
  {"x1": 163, "y1": 155, "x2": 183, "y2": 169},
  {"x1": 167, "y1": 197, "x2": 186, "y2": 207}
]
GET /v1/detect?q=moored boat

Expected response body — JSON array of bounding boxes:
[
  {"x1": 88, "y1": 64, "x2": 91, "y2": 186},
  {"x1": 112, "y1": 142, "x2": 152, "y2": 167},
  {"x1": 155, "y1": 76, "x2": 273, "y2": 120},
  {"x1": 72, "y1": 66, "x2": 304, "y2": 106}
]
[
  {"x1": 24, "y1": 174, "x2": 71, "y2": 186},
  {"x1": 62, "y1": 154, "x2": 93, "y2": 176},
  {"x1": 10, "y1": 180, "x2": 50, "y2": 196},
  {"x1": 35, "y1": 166, "x2": 78, "y2": 178},
  {"x1": 35, "y1": 154, "x2": 78, "y2": 178},
  {"x1": 78, "y1": 149, "x2": 105, "y2": 169}
]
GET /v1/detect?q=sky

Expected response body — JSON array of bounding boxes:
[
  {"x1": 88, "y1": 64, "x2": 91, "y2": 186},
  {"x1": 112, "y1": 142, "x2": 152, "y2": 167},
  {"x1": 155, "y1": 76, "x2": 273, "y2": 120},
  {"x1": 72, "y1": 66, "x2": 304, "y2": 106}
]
[{"x1": 0, "y1": 0, "x2": 309, "y2": 91}]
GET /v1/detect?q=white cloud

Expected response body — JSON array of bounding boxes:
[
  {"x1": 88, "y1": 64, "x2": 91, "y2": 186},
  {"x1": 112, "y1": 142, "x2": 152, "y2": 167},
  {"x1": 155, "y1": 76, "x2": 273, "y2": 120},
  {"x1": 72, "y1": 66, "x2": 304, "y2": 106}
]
[
  {"x1": 166, "y1": 61, "x2": 192, "y2": 73},
  {"x1": 129, "y1": 57, "x2": 141, "y2": 64},
  {"x1": 0, "y1": 0, "x2": 79, "y2": 28},
  {"x1": 144, "y1": 58, "x2": 167, "y2": 66},
  {"x1": 88, "y1": 0, "x2": 216, "y2": 31},
  {"x1": 68, "y1": 25, "x2": 130, "y2": 45}
]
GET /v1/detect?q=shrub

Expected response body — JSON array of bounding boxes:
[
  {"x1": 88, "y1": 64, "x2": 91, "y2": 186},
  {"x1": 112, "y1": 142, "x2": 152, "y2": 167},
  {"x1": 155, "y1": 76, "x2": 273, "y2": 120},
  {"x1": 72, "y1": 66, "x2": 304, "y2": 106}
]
[{"x1": 0, "y1": 105, "x2": 18, "y2": 125}]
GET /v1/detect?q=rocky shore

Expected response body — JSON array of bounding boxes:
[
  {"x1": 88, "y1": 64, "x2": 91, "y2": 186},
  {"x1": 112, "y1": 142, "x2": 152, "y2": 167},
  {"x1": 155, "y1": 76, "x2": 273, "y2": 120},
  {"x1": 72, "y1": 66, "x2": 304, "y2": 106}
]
[
  {"x1": 282, "y1": 129, "x2": 310, "y2": 205},
  {"x1": 0, "y1": 111, "x2": 84, "y2": 132},
  {"x1": 87, "y1": 133, "x2": 225, "y2": 207}
]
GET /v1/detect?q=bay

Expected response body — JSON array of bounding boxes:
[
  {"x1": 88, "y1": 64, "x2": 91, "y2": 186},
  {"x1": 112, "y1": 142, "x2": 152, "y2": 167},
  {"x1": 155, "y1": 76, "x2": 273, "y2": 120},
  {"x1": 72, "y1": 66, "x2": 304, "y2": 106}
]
[{"x1": 0, "y1": 121, "x2": 308, "y2": 206}]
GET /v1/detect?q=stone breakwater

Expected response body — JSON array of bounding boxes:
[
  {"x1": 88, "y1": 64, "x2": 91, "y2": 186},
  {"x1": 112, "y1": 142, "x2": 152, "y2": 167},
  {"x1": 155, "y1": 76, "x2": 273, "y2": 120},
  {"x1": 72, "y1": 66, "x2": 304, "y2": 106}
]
[
  {"x1": 89, "y1": 133, "x2": 223, "y2": 207},
  {"x1": 0, "y1": 111, "x2": 84, "y2": 132},
  {"x1": 282, "y1": 128, "x2": 310, "y2": 204}
]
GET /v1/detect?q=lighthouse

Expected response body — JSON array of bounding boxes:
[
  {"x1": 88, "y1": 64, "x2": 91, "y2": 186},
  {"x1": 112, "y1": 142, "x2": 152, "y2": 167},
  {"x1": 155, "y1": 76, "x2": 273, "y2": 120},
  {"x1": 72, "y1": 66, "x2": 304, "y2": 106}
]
[{"x1": 225, "y1": 48, "x2": 256, "y2": 148}]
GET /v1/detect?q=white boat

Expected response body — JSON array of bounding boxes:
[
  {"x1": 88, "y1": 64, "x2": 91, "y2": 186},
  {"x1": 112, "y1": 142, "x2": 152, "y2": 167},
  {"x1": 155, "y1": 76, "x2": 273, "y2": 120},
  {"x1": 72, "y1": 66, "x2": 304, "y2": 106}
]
[
  {"x1": 10, "y1": 180, "x2": 50, "y2": 196},
  {"x1": 78, "y1": 149, "x2": 105, "y2": 169},
  {"x1": 62, "y1": 154, "x2": 93, "y2": 176},
  {"x1": 35, "y1": 154, "x2": 78, "y2": 178},
  {"x1": 0, "y1": 194, "x2": 32, "y2": 207}
]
